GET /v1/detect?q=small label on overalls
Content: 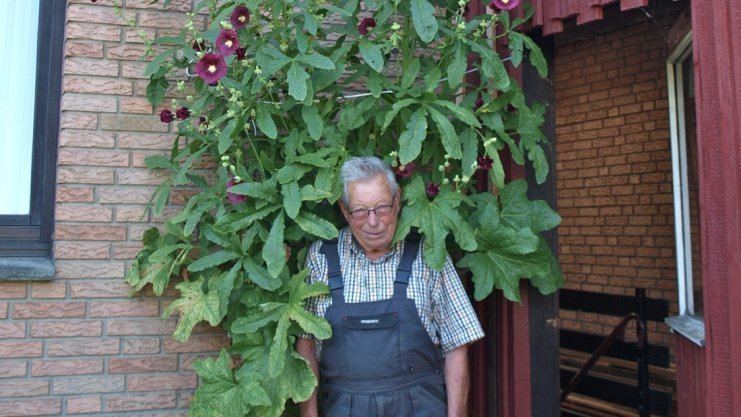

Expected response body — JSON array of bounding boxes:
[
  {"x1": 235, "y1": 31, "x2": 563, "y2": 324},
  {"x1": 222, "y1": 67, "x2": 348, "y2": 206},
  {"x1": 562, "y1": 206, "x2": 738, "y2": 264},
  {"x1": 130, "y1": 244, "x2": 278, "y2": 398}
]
[{"x1": 360, "y1": 319, "x2": 379, "y2": 324}]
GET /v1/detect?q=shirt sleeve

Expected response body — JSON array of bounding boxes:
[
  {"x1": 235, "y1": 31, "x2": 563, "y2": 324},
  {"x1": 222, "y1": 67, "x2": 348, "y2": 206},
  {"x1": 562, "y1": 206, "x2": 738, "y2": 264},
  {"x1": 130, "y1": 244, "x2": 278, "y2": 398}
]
[
  {"x1": 431, "y1": 254, "x2": 485, "y2": 353},
  {"x1": 297, "y1": 240, "x2": 327, "y2": 340}
]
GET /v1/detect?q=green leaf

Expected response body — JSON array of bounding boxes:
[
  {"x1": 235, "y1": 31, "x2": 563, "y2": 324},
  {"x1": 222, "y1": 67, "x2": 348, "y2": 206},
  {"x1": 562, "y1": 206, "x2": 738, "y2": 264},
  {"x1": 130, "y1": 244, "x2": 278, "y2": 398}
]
[
  {"x1": 287, "y1": 61, "x2": 310, "y2": 101},
  {"x1": 163, "y1": 278, "x2": 222, "y2": 342},
  {"x1": 256, "y1": 103, "x2": 277, "y2": 139},
  {"x1": 519, "y1": 33, "x2": 548, "y2": 78},
  {"x1": 282, "y1": 182, "x2": 301, "y2": 219},
  {"x1": 499, "y1": 180, "x2": 561, "y2": 233},
  {"x1": 401, "y1": 58, "x2": 420, "y2": 89},
  {"x1": 508, "y1": 32, "x2": 524, "y2": 67},
  {"x1": 381, "y1": 99, "x2": 416, "y2": 132},
  {"x1": 243, "y1": 258, "x2": 282, "y2": 290},
  {"x1": 426, "y1": 106, "x2": 461, "y2": 159},
  {"x1": 297, "y1": 53, "x2": 335, "y2": 69},
  {"x1": 218, "y1": 119, "x2": 236, "y2": 154},
  {"x1": 410, "y1": 0, "x2": 438, "y2": 43},
  {"x1": 153, "y1": 184, "x2": 170, "y2": 217},
  {"x1": 188, "y1": 250, "x2": 240, "y2": 272},
  {"x1": 358, "y1": 38, "x2": 384, "y2": 73},
  {"x1": 398, "y1": 108, "x2": 428, "y2": 165},
  {"x1": 433, "y1": 100, "x2": 481, "y2": 128},
  {"x1": 446, "y1": 42, "x2": 466, "y2": 88},
  {"x1": 144, "y1": 155, "x2": 175, "y2": 170},
  {"x1": 295, "y1": 212, "x2": 339, "y2": 240},
  {"x1": 488, "y1": 150, "x2": 505, "y2": 189},
  {"x1": 301, "y1": 105, "x2": 323, "y2": 140},
  {"x1": 146, "y1": 76, "x2": 168, "y2": 108},
  {"x1": 262, "y1": 212, "x2": 286, "y2": 278},
  {"x1": 251, "y1": 351, "x2": 316, "y2": 417},
  {"x1": 528, "y1": 145, "x2": 549, "y2": 185},
  {"x1": 460, "y1": 129, "x2": 478, "y2": 178},
  {"x1": 275, "y1": 164, "x2": 311, "y2": 184}
]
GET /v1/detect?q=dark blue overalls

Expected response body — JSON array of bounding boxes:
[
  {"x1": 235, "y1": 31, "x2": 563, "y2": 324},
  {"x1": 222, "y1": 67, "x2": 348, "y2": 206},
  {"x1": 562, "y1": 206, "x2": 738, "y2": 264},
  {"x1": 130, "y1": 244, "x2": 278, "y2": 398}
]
[{"x1": 318, "y1": 237, "x2": 447, "y2": 417}]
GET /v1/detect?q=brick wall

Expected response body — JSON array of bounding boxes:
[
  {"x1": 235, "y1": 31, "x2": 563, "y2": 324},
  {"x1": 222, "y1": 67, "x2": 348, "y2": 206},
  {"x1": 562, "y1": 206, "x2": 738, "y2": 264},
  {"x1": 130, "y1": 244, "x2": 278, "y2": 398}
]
[
  {"x1": 553, "y1": 18, "x2": 679, "y2": 347},
  {"x1": 0, "y1": 1, "x2": 229, "y2": 415}
]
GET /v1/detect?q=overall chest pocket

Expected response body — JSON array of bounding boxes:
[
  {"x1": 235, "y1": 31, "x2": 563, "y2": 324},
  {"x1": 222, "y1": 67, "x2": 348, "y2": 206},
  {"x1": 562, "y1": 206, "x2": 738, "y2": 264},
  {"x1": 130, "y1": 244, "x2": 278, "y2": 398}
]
[{"x1": 342, "y1": 312, "x2": 402, "y2": 379}]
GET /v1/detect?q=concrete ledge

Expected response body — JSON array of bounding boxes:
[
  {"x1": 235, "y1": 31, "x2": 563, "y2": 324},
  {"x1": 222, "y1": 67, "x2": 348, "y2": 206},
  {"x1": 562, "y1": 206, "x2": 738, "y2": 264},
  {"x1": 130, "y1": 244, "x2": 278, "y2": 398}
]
[
  {"x1": 665, "y1": 314, "x2": 705, "y2": 347},
  {"x1": 0, "y1": 257, "x2": 56, "y2": 280}
]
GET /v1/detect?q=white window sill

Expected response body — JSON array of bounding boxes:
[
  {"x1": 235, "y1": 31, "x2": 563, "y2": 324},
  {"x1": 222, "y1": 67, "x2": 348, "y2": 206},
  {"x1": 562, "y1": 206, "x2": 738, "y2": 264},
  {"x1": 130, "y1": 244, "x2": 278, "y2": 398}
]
[
  {"x1": 665, "y1": 314, "x2": 705, "y2": 347},
  {"x1": 0, "y1": 257, "x2": 55, "y2": 280}
]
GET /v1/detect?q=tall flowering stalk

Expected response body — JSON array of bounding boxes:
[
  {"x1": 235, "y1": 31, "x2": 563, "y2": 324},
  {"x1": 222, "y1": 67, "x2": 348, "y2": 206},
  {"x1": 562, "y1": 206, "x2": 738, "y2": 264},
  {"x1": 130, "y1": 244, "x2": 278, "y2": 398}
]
[{"x1": 128, "y1": 1, "x2": 561, "y2": 416}]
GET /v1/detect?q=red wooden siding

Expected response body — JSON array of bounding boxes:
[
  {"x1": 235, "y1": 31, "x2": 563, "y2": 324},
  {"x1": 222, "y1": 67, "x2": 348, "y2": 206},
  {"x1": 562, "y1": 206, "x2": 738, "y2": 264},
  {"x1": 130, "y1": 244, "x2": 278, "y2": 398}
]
[
  {"x1": 526, "y1": 0, "x2": 649, "y2": 35},
  {"x1": 675, "y1": 335, "x2": 706, "y2": 417}
]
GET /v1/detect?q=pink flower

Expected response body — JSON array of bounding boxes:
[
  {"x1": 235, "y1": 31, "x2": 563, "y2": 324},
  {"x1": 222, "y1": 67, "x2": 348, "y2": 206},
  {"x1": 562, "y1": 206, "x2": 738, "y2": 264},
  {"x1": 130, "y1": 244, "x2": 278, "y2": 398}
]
[
  {"x1": 358, "y1": 17, "x2": 376, "y2": 35},
  {"x1": 425, "y1": 182, "x2": 440, "y2": 198},
  {"x1": 176, "y1": 107, "x2": 190, "y2": 120},
  {"x1": 159, "y1": 109, "x2": 174, "y2": 123},
  {"x1": 489, "y1": 0, "x2": 520, "y2": 11},
  {"x1": 477, "y1": 155, "x2": 493, "y2": 170},
  {"x1": 235, "y1": 47, "x2": 246, "y2": 61},
  {"x1": 216, "y1": 29, "x2": 240, "y2": 55},
  {"x1": 230, "y1": 5, "x2": 250, "y2": 29},
  {"x1": 195, "y1": 53, "x2": 227, "y2": 85},
  {"x1": 226, "y1": 178, "x2": 246, "y2": 205},
  {"x1": 394, "y1": 162, "x2": 416, "y2": 179}
]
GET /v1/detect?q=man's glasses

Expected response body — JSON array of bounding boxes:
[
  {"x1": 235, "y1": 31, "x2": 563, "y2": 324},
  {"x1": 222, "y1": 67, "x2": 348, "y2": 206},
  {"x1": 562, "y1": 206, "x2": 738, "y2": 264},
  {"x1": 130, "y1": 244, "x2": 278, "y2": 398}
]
[{"x1": 348, "y1": 197, "x2": 395, "y2": 221}]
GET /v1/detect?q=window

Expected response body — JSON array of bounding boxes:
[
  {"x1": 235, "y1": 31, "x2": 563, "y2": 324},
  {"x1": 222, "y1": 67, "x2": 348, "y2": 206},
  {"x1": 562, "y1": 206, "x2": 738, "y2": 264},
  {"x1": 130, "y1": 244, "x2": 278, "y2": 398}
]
[
  {"x1": 0, "y1": 0, "x2": 65, "y2": 279},
  {"x1": 664, "y1": 32, "x2": 705, "y2": 346}
]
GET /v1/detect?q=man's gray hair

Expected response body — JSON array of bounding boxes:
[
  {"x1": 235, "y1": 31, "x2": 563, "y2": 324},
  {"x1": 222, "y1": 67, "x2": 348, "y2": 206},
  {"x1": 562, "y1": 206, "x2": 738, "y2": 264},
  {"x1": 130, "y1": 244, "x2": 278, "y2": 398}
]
[{"x1": 340, "y1": 156, "x2": 399, "y2": 205}]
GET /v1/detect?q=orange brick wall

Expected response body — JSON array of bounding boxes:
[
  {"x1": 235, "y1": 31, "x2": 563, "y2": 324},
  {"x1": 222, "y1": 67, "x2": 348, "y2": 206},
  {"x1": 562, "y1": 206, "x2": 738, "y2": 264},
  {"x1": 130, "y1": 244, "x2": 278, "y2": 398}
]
[
  {"x1": 0, "y1": 1, "x2": 227, "y2": 415},
  {"x1": 553, "y1": 18, "x2": 679, "y2": 347}
]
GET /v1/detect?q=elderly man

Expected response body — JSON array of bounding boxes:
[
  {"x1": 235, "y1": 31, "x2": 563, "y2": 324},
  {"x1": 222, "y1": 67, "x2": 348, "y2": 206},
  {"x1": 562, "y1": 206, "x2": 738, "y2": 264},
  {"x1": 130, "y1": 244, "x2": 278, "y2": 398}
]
[{"x1": 296, "y1": 156, "x2": 484, "y2": 417}]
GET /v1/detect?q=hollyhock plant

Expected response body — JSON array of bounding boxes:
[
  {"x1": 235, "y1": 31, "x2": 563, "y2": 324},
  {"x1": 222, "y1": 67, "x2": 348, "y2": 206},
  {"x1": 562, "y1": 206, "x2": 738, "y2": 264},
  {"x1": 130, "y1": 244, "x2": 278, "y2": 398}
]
[
  {"x1": 490, "y1": 0, "x2": 520, "y2": 11},
  {"x1": 426, "y1": 182, "x2": 440, "y2": 198},
  {"x1": 235, "y1": 47, "x2": 246, "y2": 61},
  {"x1": 176, "y1": 107, "x2": 190, "y2": 120},
  {"x1": 225, "y1": 178, "x2": 246, "y2": 205},
  {"x1": 230, "y1": 5, "x2": 250, "y2": 29},
  {"x1": 477, "y1": 155, "x2": 493, "y2": 170},
  {"x1": 216, "y1": 29, "x2": 240, "y2": 55},
  {"x1": 394, "y1": 161, "x2": 416, "y2": 179},
  {"x1": 195, "y1": 53, "x2": 227, "y2": 85},
  {"x1": 159, "y1": 109, "x2": 174, "y2": 123},
  {"x1": 358, "y1": 17, "x2": 376, "y2": 35}
]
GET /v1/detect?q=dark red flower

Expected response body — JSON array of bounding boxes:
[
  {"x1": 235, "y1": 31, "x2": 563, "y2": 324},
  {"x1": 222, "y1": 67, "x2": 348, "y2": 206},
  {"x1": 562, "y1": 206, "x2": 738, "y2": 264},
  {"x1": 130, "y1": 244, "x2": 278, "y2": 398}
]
[
  {"x1": 235, "y1": 47, "x2": 246, "y2": 60},
  {"x1": 489, "y1": 0, "x2": 520, "y2": 11},
  {"x1": 192, "y1": 39, "x2": 206, "y2": 52},
  {"x1": 358, "y1": 17, "x2": 377, "y2": 35},
  {"x1": 159, "y1": 109, "x2": 174, "y2": 123},
  {"x1": 216, "y1": 29, "x2": 240, "y2": 55},
  {"x1": 176, "y1": 107, "x2": 190, "y2": 120},
  {"x1": 425, "y1": 182, "x2": 440, "y2": 198},
  {"x1": 230, "y1": 5, "x2": 250, "y2": 29},
  {"x1": 198, "y1": 116, "x2": 208, "y2": 127},
  {"x1": 477, "y1": 155, "x2": 493, "y2": 170},
  {"x1": 195, "y1": 53, "x2": 227, "y2": 85},
  {"x1": 226, "y1": 178, "x2": 247, "y2": 205},
  {"x1": 463, "y1": 5, "x2": 471, "y2": 18},
  {"x1": 394, "y1": 162, "x2": 416, "y2": 179},
  {"x1": 474, "y1": 95, "x2": 484, "y2": 110}
]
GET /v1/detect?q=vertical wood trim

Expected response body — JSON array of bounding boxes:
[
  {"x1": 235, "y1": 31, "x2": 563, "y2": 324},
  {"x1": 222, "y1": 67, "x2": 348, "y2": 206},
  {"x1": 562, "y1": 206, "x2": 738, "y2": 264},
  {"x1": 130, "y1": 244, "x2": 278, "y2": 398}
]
[
  {"x1": 690, "y1": 0, "x2": 741, "y2": 415},
  {"x1": 675, "y1": 335, "x2": 706, "y2": 417}
]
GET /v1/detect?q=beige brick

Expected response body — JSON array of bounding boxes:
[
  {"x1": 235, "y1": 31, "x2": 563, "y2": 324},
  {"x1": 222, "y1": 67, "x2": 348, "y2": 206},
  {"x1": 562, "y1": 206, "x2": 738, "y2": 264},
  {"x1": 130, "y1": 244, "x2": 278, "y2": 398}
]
[
  {"x1": 66, "y1": 22, "x2": 120, "y2": 42},
  {"x1": 55, "y1": 260, "x2": 126, "y2": 279},
  {"x1": 47, "y1": 338, "x2": 120, "y2": 356},
  {"x1": 58, "y1": 167, "x2": 115, "y2": 184},
  {"x1": 51, "y1": 375, "x2": 125, "y2": 395},
  {"x1": 123, "y1": 337, "x2": 160, "y2": 354},
  {"x1": 0, "y1": 379, "x2": 48, "y2": 397},
  {"x1": 118, "y1": 168, "x2": 169, "y2": 185},
  {"x1": 132, "y1": 150, "x2": 168, "y2": 167},
  {"x1": 13, "y1": 302, "x2": 86, "y2": 319},
  {"x1": 100, "y1": 114, "x2": 168, "y2": 132},
  {"x1": 121, "y1": 96, "x2": 155, "y2": 113},
  {"x1": 58, "y1": 149, "x2": 129, "y2": 167},
  {"x1": 164, "y1": 334, "x2": 229, "y2": 353},
  {"x1": 63, "y1": 76, "x2": 133, "y2": 96},
  {"x1": 89, "y1": 300, "x2": 159, "y2": 317},
  {"x1": 60, "y1": 113, "x2": 98, "y2": 129},
  {"x1": 97, "y1": 186, "x2": 156, "y2": 204},
  {"x1": 65, "y1": 40, "x2": 104, "y2": 58},
  {"x1": 55, "y1": 204, "x2": 113, "y2": 222},
  {"x1": 64, "y1": 57, "x2": 119, "y2": 77},
  {"x1": 104, "y1": 392, "x2": 176, "y2": 412},
  {"x1": 0, "y1": 398, "x2": 61, "y2": 417},
  {"x1": 70, "y1": 281, "x2": 131, "y2": 298},
  {"x1": 31, "y1": 358, "x2": 103, "y2": 377},
  {"x1": 30, "y1": 320, "x2": 103, "y2": 338},
  {"x1": 113, "y1": 242, "x2": 145, "y2": 259},
  {"x1": 137, "y1": 10, "x2": 189, "y2": 29},
  {"x1": 128, "y1": 373, "x2": 197, "y2": 392},
  {"x1": 118, "y1": 133, "x2": 175, "y2": 150},
  {"x1": 126, "y1": 0, "x2": 192, "y2": 12},
  {"x1": 0, "y1": 360, "x2": 27, "y2": 378},
  {"x1": 0, "y1": 303, "x2": 6, "y2": 319},
  {"x1": 66, "y1": 396, "x2": 102, "y2": 414},
  {"x1": 0, "y1": 342, "x2": 43, "y2": 358},
  {"x1": 59, "y1": 130, "x2": 115, "y2": 148},
  {"x1": 0, "y1": 283, "x2": 27, "y2": 298},
  {"x1": 31, "y1": 282, "x2": 67, "y2": 299},
  {"x1": 54, "y1": 241, "x2": 110, "y2": 260},
  {"x1": 107, "y1": 318, "x2": 176, "y2": 336},
  {"x1": 106, "y1": 44, "x2": 150, "y2": 61},
  {"x1": 122, "y1": 27, "x2": 157, "y2": 44},
  {"x1": 0, "y1": 323, "x2": 25, "y2": 338},
  {"x1": 114, "y1": 205, "x2": 149, "y2": 222},
  {"x1": 61, "y1": 93, "x2": 117, "y2": 113},
  {"x1": 54, "y1": 225, "x2": 126, "y2": 241},
  {"x1": 108, "y1": 356, "x2": 178, "y2": 373},
  {"x1": 57, "y1": 186, "x2": 95, "y2": 203},
  {"x1": 121, "y1": 61, "x2": 148, "y2": 79},
  {"x1": 67, "y1": 4, "x2": 135, "y2": 25}
]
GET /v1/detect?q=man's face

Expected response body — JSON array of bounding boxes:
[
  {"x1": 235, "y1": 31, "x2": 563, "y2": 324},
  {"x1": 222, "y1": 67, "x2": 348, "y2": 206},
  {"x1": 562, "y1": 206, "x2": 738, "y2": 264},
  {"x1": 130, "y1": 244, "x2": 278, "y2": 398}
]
[{"x1": 340, "y1": 174, "x2": 401, "y2": 258}]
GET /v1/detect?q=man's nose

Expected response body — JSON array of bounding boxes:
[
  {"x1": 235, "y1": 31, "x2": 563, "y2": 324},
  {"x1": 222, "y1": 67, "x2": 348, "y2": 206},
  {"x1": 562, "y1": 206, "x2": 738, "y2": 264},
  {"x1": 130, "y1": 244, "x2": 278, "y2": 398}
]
[{"x1": 366, "y1": 211, "x2": 380, "y2": 226}]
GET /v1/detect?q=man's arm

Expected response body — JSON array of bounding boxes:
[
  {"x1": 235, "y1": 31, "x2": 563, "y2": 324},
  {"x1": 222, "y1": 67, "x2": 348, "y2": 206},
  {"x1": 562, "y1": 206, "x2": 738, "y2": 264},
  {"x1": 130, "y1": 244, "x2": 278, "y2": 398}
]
[
  {"x1": 445, "y1": 345, "x2": 470, "y2": 417},
  {"x1": 296, "y1": 337, "x2": 320, "y2": 417}
]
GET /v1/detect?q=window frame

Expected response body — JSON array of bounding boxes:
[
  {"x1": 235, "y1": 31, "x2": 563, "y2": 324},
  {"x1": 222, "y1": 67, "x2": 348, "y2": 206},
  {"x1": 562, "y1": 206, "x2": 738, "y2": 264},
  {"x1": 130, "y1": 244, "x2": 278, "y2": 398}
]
[{"x1": 0, "y1": 0, "x2": 65, "y2": 277}]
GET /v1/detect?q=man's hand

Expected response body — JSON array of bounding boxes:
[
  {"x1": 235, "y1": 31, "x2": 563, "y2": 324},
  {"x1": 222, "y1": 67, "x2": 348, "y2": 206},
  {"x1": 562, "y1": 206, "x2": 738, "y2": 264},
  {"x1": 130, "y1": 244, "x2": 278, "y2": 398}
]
[
  {"x1": 444, "y1": 345, "x2": 470, "y2": 417},
  {"x1": 296, "y1": 338, "x2": 320, "y2": 417}
]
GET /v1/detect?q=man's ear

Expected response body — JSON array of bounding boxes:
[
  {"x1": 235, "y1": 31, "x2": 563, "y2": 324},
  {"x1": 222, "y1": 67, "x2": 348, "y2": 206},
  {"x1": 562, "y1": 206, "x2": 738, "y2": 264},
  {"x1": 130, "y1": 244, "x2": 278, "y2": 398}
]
[
  {"x1": 339, "y1": 199, "x2": 351, "y2": 222},
  {"x1": 394, "y1": 187, "x2": 402, "y2": 213}
]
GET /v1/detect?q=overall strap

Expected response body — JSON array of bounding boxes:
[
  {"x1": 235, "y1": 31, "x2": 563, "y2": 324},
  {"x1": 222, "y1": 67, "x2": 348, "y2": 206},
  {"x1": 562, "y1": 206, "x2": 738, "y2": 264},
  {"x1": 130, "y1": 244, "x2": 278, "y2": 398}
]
[
  {"x1": 393, "y1": 235, "x2": 420, "y2": 299},
  {"x1": 320, "y1": 239, "x2": 345, "y2": 305}
]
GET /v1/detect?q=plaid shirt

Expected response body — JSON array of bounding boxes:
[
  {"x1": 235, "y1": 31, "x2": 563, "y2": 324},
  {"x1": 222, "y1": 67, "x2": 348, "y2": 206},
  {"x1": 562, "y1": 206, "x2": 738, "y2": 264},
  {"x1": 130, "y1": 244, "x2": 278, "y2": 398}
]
[{"x1": 300, "y1": 227, "x2": 484, "y2": 356}]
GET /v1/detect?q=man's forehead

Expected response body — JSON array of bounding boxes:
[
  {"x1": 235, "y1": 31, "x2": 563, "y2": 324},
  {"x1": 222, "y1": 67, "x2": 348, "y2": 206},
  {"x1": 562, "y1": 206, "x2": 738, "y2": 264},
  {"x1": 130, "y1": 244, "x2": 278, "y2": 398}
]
[{"x1": 346, "y1": 175, "x2": 394, "y2": 205}]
